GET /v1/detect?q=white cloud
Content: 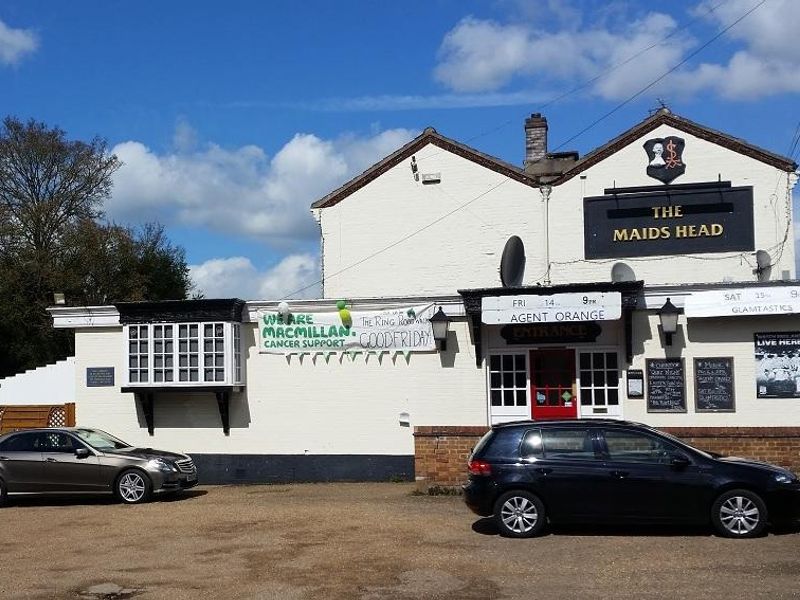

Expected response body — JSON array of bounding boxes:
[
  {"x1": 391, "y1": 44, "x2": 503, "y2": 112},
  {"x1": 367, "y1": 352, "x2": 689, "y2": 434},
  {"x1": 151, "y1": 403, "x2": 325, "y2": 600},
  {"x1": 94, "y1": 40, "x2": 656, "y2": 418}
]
[
  {"x1": 190, "y1": 254, "x2": 320, "y2": 300},
  {"x1": 433, "y1": 1, "x2": 800, "y2": 101},
  {"x1": 434, "y1": 13, "x2": 692, "y2": 100},
  {"x1": 0, "y1": 18, "x2": 38, "y2": 65},
  {"x1": 674, "y1": 0, "x2": 800, "y2": 99},
  {"x1": 109, "y1": 126, "x2": 416, "y2": 246}
]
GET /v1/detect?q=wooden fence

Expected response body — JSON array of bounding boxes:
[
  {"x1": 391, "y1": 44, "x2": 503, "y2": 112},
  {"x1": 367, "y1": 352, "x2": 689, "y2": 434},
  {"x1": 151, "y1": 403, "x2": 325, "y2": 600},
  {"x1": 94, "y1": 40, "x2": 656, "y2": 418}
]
[{"x1": 0, "y1": 403, "x2": 76, "y2": 434}]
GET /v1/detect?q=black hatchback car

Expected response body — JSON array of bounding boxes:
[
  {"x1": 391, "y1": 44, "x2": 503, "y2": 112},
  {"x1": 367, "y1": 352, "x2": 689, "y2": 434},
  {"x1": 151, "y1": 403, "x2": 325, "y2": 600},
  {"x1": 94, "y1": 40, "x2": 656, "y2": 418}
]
[{"x1": 463, "y1": 420, "x2": 800, "y2": 538}]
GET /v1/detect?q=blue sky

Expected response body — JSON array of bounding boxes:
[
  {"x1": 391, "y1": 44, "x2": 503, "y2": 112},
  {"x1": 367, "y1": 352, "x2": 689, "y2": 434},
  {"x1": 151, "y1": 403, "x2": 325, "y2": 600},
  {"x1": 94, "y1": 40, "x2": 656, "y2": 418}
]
[{"x1": 2, "y1": 0, "x2": 799, "y2": 299}]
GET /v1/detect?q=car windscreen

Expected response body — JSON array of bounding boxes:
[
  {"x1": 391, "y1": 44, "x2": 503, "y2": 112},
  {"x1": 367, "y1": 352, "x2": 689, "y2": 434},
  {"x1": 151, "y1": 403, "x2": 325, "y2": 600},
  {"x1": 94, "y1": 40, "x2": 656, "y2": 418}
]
[{"x1": 72, "y1": 429, "x2": 131, "y2": 451}]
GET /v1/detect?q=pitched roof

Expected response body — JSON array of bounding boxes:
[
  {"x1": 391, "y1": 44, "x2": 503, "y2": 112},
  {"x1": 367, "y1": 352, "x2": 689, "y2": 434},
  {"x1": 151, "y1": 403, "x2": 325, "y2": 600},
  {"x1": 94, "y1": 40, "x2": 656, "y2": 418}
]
[
  {"x1": 547, "y1": 108, "x2": 798, "y2": 184},
  {"x1": 310, "y1": 127, "x2": 537, "y2": 210}
]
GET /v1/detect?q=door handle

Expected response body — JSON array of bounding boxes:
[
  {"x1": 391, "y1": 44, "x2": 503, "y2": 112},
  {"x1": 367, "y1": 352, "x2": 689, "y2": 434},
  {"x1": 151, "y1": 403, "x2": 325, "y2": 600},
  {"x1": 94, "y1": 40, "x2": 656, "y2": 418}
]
[
  {"x1": 535, "y1": 467, "x2": 553, "y2": 475},
  {"x1": 609, "y1": 470, "x2": 629, "y2": 479},
  {"x1": 0, "y1": 456, "x2": 7, "y2": 461},
  {"x1": 45, "y1": 457, "x2": 58, "y2": 463}
]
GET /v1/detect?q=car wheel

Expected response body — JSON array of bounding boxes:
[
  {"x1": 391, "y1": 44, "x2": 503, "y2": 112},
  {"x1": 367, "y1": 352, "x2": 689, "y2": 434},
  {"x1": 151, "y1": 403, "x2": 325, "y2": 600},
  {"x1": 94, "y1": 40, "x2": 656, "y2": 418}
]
[
  {"x1": 711, "y1": 489, "x2": 768, "y2": 538},
  {"x1": 494, "y1": 490, "x2": 546, "y2": 538},
  {"x1": 0, "y1": 478, "x2": 7, "y2": 507},
  {"x1": 115, "y1": 469, "x2": 152, "y2": 505}
]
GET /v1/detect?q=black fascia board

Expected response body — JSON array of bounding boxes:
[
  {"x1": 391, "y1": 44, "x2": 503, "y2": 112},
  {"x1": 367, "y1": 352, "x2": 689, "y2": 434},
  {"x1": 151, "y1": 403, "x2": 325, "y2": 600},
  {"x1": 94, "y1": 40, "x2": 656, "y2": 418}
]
[{"x1": 116, "y1": 298, "x2": 246, "y2": 324}]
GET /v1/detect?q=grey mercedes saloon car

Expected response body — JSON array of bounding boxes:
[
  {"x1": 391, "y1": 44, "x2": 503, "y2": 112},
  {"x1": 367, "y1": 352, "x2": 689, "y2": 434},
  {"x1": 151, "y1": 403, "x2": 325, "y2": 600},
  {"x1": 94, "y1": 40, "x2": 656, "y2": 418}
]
[{"x1": 0, "y1": 428, "x2": 197, "y2": 505}]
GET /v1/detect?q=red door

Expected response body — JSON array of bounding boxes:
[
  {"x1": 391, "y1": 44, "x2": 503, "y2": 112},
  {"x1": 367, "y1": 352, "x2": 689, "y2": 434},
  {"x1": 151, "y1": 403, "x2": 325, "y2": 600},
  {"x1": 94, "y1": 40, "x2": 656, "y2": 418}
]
[{"x1": 530, "y1": 349, "x2": 578, "y2": 420}]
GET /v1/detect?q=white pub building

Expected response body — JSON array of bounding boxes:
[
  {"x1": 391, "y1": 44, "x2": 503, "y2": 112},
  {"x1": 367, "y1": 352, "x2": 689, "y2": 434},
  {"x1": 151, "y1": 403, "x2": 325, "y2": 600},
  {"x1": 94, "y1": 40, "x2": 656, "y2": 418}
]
[{"x1": 41, "y1": 109, "x2": 800, "y2": 484}]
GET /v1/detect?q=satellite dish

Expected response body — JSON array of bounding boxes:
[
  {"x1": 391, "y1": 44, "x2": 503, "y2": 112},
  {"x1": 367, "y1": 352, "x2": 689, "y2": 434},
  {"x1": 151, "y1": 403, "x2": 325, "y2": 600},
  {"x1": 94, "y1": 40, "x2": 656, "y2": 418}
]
[
  {"x1": 755, "y1": 250, "x2": 772, "y2": 282},
  {"x1": 611, "y1": 262, "x2": 636, "y2": 283},
  {"x1": 500, "y1": 236, "x2": 526, "y2": 287}
]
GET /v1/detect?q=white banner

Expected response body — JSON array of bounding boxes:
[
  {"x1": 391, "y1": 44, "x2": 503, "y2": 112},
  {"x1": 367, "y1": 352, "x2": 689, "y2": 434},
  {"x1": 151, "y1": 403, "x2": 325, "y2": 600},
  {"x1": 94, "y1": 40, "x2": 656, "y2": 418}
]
[
  {"x1": 258, "y1": 304, "x2": 436, "y2": 354},
  {"x1": 481, "y1": 292, "x2": 622, "y2": 325},
  {"x1": 685, "y1": 286, "x2": 800, "y2": 318}
]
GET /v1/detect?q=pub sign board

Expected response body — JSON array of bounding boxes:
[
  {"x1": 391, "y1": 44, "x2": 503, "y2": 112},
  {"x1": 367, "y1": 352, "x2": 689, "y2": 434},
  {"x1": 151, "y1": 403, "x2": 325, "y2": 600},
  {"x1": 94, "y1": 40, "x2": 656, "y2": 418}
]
[
  {"x1": 584, "y1": 182, "x2": 754, "y2": 259},
  {"x1": 500, "y1": 322, "x2": 602, "y2": 345}
]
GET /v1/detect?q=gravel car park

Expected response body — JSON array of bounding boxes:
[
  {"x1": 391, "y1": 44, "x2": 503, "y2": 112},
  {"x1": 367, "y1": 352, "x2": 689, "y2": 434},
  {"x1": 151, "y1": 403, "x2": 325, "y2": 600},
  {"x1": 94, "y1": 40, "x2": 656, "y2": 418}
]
[{"x1": 1, "y1": 483, "x2": 799, "y2": 600}]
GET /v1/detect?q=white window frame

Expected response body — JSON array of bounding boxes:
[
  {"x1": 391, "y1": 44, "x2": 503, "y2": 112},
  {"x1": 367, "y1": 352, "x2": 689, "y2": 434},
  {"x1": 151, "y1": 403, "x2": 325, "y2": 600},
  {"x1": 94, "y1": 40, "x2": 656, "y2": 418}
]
[
  {"x1": 577, "y1": 347, "x2": 622, "y2": 418},
  {"x1": 123, "y1": 322, "x2": 244, "y2": 387},
  {"x1": 487, "y1": 352, "x2": 530, "y2": 424}
]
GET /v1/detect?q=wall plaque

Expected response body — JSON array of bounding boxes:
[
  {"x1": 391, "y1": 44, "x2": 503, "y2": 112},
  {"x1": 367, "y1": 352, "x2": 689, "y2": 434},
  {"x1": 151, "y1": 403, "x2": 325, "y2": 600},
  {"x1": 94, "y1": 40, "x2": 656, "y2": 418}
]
[
  {"x1": 583, "y1": 182, "x2": 754, "y2": 259},
  {"x1": 694, "y1": 357, "x2": 735, "y2": 412},
  {"x1": 87, "y1": 367, "x2": 115, "y2": 387},
  {"x1": 646, "y1": 358, "x2": 686, "y2": 412}
]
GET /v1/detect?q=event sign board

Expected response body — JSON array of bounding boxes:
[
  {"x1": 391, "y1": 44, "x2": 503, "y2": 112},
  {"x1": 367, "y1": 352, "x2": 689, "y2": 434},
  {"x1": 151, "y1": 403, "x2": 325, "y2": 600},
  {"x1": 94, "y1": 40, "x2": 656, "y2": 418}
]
[
  {"x1": 583, "y1": 182, "x2": 754, "y2": 259},
  {"x1": 685, "y1": 286, "x2": 800, "y2": 318},
  {"x1": 755, "y1": 332, "x2": 800, "y2": 398},
  {"x1": 257, "y1": 305, "x2": 436, "y2": 354},
  {"x1": 694, "y1": 357, "x2": 735, "y2": 412},
  {"x1": 481, "y1": 292, "x2": 621, "y2": 325}
]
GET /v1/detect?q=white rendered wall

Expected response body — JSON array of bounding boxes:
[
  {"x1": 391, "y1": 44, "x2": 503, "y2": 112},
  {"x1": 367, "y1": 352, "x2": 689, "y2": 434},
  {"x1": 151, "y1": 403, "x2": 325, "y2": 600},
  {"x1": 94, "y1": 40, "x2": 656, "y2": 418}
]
[
  {"x1": 0, "y1": 357, "x2": 76, "y2": 405},
  {"x1": 624, "y1": 312, "x2": 800, "y2": 427},
  {"x1": 319, "y1": 145, "x2": 544, "y2": 299},
  {"x1": 319, "y1": 128, "x2": 795, "y2": 298},
  {"x1": 72, "y1": 321, "x2": 487, "y2": 456}
]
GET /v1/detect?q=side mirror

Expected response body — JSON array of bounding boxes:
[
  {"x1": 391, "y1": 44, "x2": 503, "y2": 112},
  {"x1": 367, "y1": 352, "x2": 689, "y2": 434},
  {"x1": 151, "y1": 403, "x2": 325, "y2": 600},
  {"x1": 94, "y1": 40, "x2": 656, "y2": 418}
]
[
  {"x1": 670, "y1": 455, "x2": 690, "y2": 469},
  {"x1": 75, "y1": 448, "x2": 91, "y2": 459}
]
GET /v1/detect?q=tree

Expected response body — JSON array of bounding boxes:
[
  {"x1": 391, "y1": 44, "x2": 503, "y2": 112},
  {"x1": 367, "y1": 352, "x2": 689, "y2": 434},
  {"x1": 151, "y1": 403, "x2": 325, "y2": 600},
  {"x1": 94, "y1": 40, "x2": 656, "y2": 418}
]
[
  {"x1": 0, "y1": 117, "x2": 191, "y2": 377},
  {"x1": 60, "y1": 220, "x2": 191, "y2": 306},
  {"x1": 0, "y1": 117, "x2": 120, "y2": 263}
]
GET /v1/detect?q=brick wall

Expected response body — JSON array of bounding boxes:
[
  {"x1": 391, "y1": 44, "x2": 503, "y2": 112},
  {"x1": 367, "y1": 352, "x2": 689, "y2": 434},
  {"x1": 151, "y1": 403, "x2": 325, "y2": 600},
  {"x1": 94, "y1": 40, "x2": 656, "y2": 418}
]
[{"x1": 413, "y1": 425, "x2": 800, "y2": 487}]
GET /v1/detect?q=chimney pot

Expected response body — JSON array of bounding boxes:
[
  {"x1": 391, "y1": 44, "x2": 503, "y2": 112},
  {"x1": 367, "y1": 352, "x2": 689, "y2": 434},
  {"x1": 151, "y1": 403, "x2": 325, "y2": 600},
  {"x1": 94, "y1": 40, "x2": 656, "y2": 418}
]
[{"x1": 524, "y1": 113, "x2": 548, "y2": 166}]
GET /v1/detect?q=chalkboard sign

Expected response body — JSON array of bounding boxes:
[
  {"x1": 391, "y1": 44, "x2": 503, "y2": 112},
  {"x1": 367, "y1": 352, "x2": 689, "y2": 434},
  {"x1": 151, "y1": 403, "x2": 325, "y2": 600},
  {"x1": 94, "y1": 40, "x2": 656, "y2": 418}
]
[
  {"x1": 694, "y1": 357, "x2": 735, "y2": 412},
  {"x1": 87, "y1": 367, "x2": 115, "y2": 387},
  {"x1": 646, "y1": 358, "x2": 686, "y2": 412}
]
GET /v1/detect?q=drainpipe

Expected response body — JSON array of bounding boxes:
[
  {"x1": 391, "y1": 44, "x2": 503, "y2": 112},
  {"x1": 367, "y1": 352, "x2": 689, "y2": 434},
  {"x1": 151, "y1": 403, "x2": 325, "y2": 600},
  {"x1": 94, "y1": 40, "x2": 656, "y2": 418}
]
[{"x1": 541, "y1": 185, "x2": 552, "y2": 285}]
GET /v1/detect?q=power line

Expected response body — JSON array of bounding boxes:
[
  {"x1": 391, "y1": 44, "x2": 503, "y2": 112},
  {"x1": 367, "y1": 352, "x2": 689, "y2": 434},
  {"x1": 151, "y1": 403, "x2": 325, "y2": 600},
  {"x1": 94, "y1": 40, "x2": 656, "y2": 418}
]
[
  {"x1": 550, "y1": 0, "x2": 767, "y2": 153},
  {"x1": 281, "y1": 0, "x2": 767, "y2": 300}
]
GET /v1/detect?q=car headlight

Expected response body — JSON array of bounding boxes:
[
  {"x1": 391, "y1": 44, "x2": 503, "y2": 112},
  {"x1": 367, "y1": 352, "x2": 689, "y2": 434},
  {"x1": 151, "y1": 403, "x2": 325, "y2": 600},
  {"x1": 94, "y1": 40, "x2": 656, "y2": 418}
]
[
  {"x1": 147, "y1": 458, "x2": 176, "y2": 472},
  {"x1": 774, "y1": 472, "x2": 797, "y2": 484}
]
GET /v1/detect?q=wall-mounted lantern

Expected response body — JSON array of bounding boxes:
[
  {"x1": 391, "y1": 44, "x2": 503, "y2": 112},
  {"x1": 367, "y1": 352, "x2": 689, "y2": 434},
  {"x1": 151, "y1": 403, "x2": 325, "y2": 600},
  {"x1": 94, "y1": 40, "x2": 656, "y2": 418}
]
[
  {"x1": 430, "y1": 307, "x2": 451, "y2": 352},
  {"x1": 658, "y1": 297, "x2": 680, "y2": 346}
]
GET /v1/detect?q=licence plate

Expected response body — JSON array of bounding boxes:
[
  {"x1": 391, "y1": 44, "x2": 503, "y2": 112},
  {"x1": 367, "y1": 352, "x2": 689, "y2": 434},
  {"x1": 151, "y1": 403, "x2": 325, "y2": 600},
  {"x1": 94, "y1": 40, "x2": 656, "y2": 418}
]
[{"x1": 186, "y1": 473, "x2": 197, "y2": 482}]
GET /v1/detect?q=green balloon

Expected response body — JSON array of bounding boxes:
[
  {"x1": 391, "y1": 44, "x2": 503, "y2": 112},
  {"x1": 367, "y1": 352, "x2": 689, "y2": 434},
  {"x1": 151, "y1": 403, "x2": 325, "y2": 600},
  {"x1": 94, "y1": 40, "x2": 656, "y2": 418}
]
[{"x1": 336, "y1": 300, "x2": 347, "y2": 310}]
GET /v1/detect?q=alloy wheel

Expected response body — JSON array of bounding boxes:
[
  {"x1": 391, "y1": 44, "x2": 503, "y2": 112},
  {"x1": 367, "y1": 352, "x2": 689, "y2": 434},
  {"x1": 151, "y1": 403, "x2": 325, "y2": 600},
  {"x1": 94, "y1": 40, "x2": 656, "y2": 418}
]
[
  {"x1": 500, "y1": 495, "x2": 539, "y2": 534},
  {"x1": 118, "y1": 472, "x2": 147, "y2": 503},
  {"x1": 719, "y1": 495, "x2": 760, "y2": 535}
]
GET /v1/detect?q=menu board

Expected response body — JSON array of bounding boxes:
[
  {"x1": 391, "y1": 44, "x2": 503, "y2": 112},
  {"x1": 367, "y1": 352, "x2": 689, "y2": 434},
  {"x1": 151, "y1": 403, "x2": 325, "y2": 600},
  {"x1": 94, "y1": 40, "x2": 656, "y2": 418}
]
[
  {"x1": 694, "y1": 357, "x2": 735, "y2": 412},
  {"x1": 646, "y1": 358, "x2": 686, "y2": 412}
]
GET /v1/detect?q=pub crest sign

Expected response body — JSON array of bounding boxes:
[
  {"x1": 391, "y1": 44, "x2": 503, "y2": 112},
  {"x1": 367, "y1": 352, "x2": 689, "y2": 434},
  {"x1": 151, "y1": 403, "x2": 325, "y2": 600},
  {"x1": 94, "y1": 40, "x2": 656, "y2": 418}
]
[{"x1": 644, "y1": 136, "x2": 685, "y2": 184}]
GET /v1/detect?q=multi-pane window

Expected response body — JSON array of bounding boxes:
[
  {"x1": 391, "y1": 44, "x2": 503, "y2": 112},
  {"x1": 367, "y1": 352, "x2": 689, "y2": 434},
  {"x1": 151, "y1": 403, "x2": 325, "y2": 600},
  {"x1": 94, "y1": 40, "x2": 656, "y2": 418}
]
[
  {"x1": 178, "y1": 324, "x2": 199, "y2": 382},
  {"x1": 153, "y1": 325, "x2": 174, "y2": 383},
  {"x1": 233, "y1": 324, "x2": 242, "y2": 383},
  {"x1": 204, "y1": 323, "x2": 225, "y2": 382},
  {"x1": 579, "y1": 352, "x2": 620, "y2": 407},
  {"x1": 126, "y1": 322, "x2": 241, "y2": 386},
  {"x1": 489, "y1": 353, "x2": 528, "y2": 407},
  {"x1": 128, "y1": 325, "x2": 149, "y2": 383}
]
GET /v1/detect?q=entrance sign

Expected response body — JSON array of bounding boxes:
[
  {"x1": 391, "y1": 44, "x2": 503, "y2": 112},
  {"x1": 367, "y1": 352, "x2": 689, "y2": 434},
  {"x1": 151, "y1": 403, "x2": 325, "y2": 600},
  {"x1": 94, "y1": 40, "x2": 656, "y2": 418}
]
[
  {"x1": 686, "y1": 286, "x2": 800, "y2": 318},
  {"x1": 755, "y1": 332, "x2": 800, "y2": 398},
  {"x1": 500, "y1": 322, "x2": 602, "y2": 345},
  {"x1": 481, "y1": 292, "x2": 621, "y2": 325},
  {"x1": 583, "y1": 181, "x2": 754, "y2": 259},
  {"x1": 257, "y1": 304, "x2": 436, "y2": 354},
  {"x1": 646, "y1": 358, "x2": 686, "y2": 412}
]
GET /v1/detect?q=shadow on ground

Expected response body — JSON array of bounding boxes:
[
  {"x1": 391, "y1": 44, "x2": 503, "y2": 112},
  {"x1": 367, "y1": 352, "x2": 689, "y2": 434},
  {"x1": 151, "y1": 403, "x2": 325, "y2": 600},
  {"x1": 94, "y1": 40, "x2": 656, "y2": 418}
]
[
  {"x1": 5, "y1": 489, "x2": 207, "y2": 508},
  {"x1": 472, "y1": 516, "x2": 716, "y2": 537}
]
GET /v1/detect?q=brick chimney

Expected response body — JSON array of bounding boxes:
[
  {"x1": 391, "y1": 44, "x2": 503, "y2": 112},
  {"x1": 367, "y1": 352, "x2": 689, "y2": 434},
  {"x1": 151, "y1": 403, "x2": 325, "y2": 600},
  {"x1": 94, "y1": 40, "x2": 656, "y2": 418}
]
[{"x1": 524, "y1": 113, "x2": 548, "y2": 166}]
